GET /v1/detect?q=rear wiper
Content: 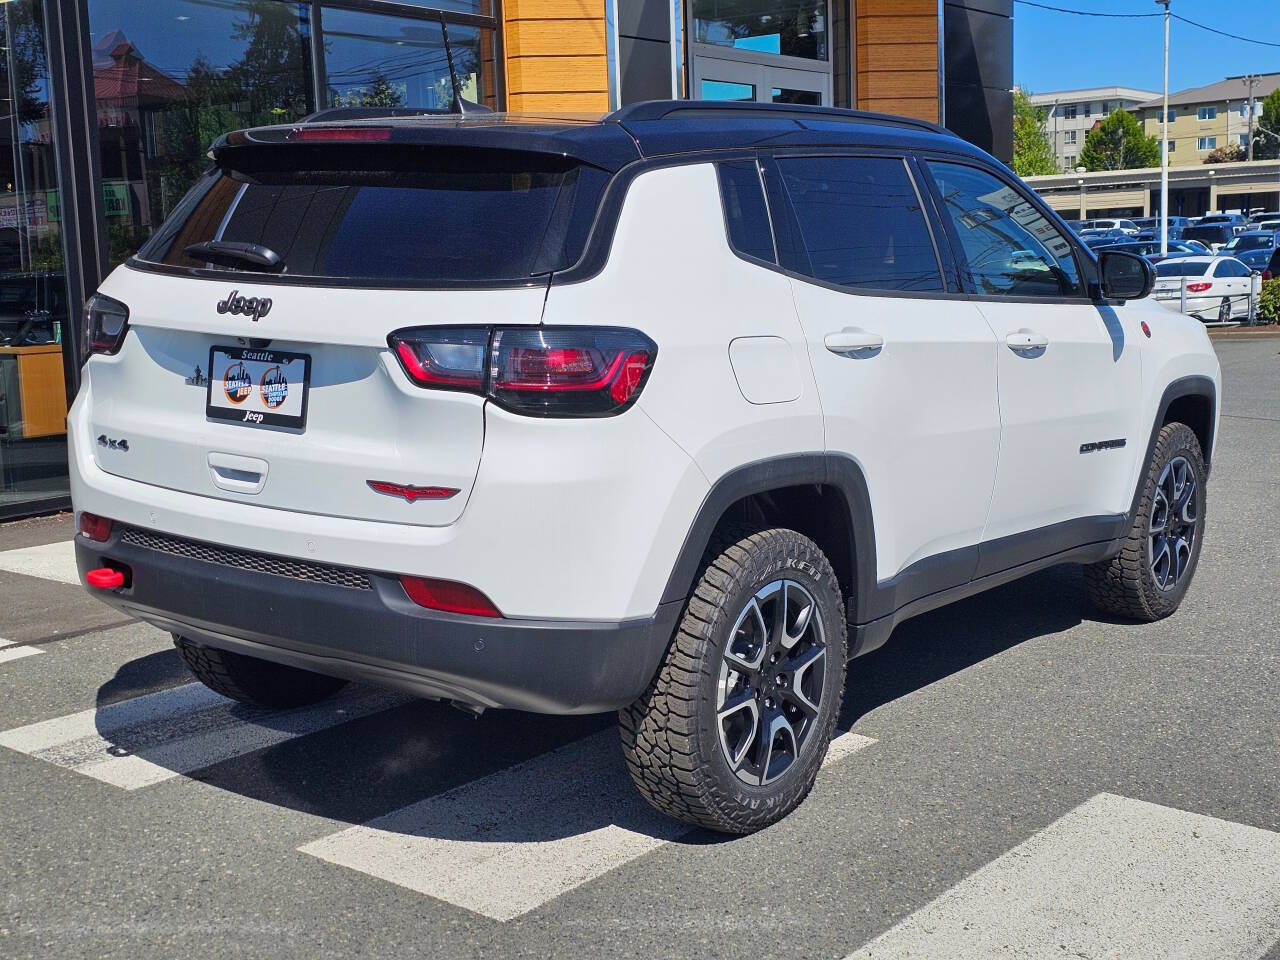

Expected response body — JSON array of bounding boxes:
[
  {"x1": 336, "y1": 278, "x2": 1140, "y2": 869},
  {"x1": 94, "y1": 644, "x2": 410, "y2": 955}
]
[{"x1": 184, "y1": 241, "x2": 284, "y2": 273}]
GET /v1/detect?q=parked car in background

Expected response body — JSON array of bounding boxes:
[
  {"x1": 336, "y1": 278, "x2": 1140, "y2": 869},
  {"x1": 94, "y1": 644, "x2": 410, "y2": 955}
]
[
  {"x1": 1132, "y1": 216, "x2": 1190, "y2": 242},
  {"x1": 1077, "y1": 218, "x2": 1140, "y2": 236},
  {"x1": 1199, "y1": 213, "x2": 1247, "y2": 228},
  {"x1": 1263, "y1": 247, "x2": 1280, "y2": 281},
  {"x1": 1080, "y1": 227, "x2": 1129, "y2": 242},
  {"x1": 1153, "y1": 256, "x2": 1254, "y2": 323},
  {"x1": 1182, "y1": 239, "x2": 1211, "y2": 255},
  {"x1": 1233, "y1": 248, "x2": 1272, "y2": 272},
  {"x1": 1246, "y1": 210, "x2": 1280, "y2": 227},
  {"x1": 0, "y1": 272, "x2": 69, "y2": 346},
  {"x1": 1222, "y1": 230, "x2": 1279, "y2": 259},
  {"x1": 1082, "y1": 234, "x2": 1125, "y2": 251},
  {"x1": 1181, "y1": 223, "x2": 1237, "y2": 253},
  {"x1": 1098, "y1": 240, "x2": 1195, "y2": 262}
]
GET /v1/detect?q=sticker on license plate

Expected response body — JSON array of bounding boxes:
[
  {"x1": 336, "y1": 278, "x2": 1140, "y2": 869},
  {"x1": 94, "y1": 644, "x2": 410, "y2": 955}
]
[{"x1": 206, "y1": 346, "x2": 310, "y2": 429}]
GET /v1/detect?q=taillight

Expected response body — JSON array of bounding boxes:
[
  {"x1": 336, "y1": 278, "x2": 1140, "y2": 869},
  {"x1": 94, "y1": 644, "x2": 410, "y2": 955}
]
[
  {"x1": 77, "y1": 511, "x2": 113, "y2": 543},
  {"x1": 1264, "y1": 270, "x2": 1273, "y2": 282},
  {"x1": 400, "y1": 576, "x2": 502, "y2": 618},
  {"x1": 84, "y1": 293, "x2": 130, "y2": 357},
  {"x1": 388, "y1": 326, "x2": 656, "y2": 418},
  {"x1": 391, "y1": 327, "x2": 488, "y2": 391},
  {"x1": 1185, "y1": 282, "x2": 1212, "y2": 293}
]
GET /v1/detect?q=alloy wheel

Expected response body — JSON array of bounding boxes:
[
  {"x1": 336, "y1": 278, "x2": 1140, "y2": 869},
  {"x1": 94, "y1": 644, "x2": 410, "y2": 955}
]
[
  {"x1": 1149, "y1": 455, "x2": 1197, "y2": 591},
  {"x1": 716, "y1": 579, "x2": 827, "y2": 785}
]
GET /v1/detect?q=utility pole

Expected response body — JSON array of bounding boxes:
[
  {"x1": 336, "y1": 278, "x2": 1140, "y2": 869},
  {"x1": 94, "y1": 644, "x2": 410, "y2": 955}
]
[
  {"x1": 1245, "y1": 74, "x2": 1258, "y2": 161},
  {"x1": 1156, "y1": 0, "x2": 1170, "y2": 256}
]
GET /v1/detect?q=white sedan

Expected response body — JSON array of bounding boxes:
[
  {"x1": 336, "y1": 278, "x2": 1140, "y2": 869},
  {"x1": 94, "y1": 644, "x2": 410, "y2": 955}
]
[{"x1": 1152, "y1": 256, "x2": 1257, "y2": 323}]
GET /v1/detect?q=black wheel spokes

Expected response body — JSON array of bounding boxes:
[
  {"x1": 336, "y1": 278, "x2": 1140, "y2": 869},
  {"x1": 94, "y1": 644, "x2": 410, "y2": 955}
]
[
  {"x1": 717, "y1": 580, "x2": 827, "y2": 786},
  {"x1": 1149, "y1": 456, "x2": 1197, "y2": 591}
]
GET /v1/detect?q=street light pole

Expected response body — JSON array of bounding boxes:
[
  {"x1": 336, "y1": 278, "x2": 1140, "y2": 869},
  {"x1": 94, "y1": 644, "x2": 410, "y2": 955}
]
[{"x1": 1157, "y1": 0, "x2": 1170, "y2": 257}]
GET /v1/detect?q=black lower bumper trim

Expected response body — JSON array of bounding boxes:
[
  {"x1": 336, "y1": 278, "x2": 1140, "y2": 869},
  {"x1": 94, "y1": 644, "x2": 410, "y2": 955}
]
[{"x1": 76, "y1": 533, "x2": 682, "y2": 715}]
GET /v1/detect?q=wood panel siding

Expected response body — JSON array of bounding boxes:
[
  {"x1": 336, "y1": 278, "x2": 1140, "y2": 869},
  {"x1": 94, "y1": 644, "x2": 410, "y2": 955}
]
[
  {"x1": 503, "y1": 0, "x2": 609, "y2": 113},
  {"x1": 855, "y1": 0, "x2": 939, "y2": 123}
]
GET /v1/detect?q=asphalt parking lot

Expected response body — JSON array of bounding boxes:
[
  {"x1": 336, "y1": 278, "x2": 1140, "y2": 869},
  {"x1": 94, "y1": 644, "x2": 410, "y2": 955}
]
[{"x1": 1, "y1": 336, "x2": 1277, "y2": 960}]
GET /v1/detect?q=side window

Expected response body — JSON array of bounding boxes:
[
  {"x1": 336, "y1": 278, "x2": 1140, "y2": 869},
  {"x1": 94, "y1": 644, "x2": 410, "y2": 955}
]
[
  {"x1": 716, "y1": 161, "x2": 776, "y2": 264},
  {"x1": 926, "y1": 160, "x2": 1083, "y2": 298},
  {"x1": 775, "y1": 155, "x2": 942, "y2": 292},
  {"x1": 1216, "y1": 260, "x2": 1247, "y2": 278}
]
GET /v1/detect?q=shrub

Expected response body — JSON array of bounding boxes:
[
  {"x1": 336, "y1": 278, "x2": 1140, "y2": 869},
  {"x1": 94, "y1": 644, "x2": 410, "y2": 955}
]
[{"x1": 1257, "y1": 278, "x2": 1280, "y2": 325}]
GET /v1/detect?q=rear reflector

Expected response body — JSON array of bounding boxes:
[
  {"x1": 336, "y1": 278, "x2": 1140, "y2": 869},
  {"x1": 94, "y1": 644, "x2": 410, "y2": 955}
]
[
  {"x1": 78, "y1": 512, "x2": 113, "y2": 543},
  {"x1": 85, "y1": 567, "x2": 125, "y2": 590},
  {"x1": 400, "y1": 576, "x2": 502, "y2": 618},
  {"x1": 288, "y1": 126, "x2": 392, "y2": 142},
  {"x1": 367, "y1": 480, "x2": 460, "y2": 502}
]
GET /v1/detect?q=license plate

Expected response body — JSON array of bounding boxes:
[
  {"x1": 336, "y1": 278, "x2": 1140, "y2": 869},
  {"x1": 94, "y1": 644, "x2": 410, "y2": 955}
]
[{"x1": 206, "y1": 346, "x2": 310, "y2": 429}]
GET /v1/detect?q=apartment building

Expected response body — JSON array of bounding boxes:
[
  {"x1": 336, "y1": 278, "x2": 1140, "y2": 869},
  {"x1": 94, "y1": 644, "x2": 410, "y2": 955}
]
[
  {"x1": 1137, "y1": 73, "x2": 1280, "y2": 167},
  {"x1": 1027, "y1": 86, "x2": 1158, "y2": 172}
]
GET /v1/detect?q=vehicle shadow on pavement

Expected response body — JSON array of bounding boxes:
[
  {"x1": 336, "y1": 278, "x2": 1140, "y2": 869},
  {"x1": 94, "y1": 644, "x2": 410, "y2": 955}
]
[
  {"x1": 841, "y1": 562, "x2": 1092, "y2": 728},
  {"x1": 89, "y1": 562, "x2": 1100, "y2": 845}
]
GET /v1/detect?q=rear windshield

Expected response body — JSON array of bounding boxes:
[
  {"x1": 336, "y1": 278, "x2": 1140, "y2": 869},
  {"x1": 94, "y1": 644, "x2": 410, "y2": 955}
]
[
  {"x1": 1156, "y1": 261, "x2": 1209, "y2": 277},
  {"x1": 1229, "y1": 234, "x2": 1276, "y2": 252},
  {"x1": 137, "y1": 146, "x2": 610, "y2": 286},
  {"x1": 1182, "y1": 225, "x2": 1232, "y2": 244}
]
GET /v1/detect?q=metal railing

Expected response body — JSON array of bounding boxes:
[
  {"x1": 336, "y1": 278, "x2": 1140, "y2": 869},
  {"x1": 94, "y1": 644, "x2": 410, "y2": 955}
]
[{"x1": 1161, "y1": 273, "x2": 1273, "y2": 326}]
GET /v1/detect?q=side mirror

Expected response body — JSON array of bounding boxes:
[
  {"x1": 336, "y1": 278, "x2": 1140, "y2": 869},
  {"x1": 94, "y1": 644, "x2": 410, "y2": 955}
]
[{"x1": 1098, "y1": 249, "x2": 1154, "y2": 301}]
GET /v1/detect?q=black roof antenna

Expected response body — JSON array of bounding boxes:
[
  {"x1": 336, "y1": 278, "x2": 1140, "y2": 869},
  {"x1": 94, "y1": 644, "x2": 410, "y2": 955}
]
[{"x1": 439, "y1": 11, "x2": 491, "y2": 115}]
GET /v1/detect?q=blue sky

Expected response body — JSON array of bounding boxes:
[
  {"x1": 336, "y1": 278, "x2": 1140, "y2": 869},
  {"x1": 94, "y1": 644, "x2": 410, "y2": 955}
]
[{"x1": 1014, "y1": 0, "x2": 1279, "y2": 97}]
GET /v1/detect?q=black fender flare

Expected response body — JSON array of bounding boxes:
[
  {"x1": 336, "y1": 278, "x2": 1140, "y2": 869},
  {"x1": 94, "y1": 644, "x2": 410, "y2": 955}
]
[
  {"x1": 658, "y1": 453, "x2": 878, "y2": 620},
  {"x1": 1125, "y1": 375, "x2": 1217, "y2": 525}
]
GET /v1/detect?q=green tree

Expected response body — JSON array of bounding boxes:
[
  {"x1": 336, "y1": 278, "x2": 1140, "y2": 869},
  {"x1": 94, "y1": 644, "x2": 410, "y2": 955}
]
[
  {"x1": 1252, "y1": 89, "x2": 1280, "y2": 161},
  {"x1": 334, "y1": 72, "x2": 405, "y2": 109},
  {"x1": 1012, "y1": 89, "x2": 1058, "y2": 176},
  {"x1": 1079, "y1": 108, "x2": 1161, "y2": 171}
]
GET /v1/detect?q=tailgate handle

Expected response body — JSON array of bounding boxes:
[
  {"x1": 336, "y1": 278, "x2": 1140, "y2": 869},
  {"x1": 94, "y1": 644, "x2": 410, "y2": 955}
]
[{"x1": 208, "y1": 452, "x2": 268, "y2": 495}]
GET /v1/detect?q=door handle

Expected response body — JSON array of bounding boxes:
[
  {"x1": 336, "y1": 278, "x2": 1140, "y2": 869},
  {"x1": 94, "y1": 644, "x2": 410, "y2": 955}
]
[
  {"x1": 1005, "y1": 330, "x2": 1049, "y2": 352},
  {"x1": 824, "y1": 329, "x2": 884, "y2": 355}
]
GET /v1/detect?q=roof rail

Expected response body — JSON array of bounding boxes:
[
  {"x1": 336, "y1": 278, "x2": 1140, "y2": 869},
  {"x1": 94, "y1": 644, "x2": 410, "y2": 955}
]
[
  {"x1": 299, "y1": 105, "x2": 491, "y2": 124},
  {"x1": 607, "y1": 99, "x2": 949, "y2": 136}
]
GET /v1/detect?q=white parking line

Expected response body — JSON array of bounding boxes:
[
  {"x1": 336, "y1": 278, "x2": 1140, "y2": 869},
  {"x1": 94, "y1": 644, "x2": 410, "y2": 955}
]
[
  {"x1": 0, "y1": 540, "x2": 80, "y2": 586},
  {"x1": 0, "y1": 683, "x2": 408, "y2": 790},
  {"x1": 0, "y1": 638, "x2": 44, "y2": 665},
  {"x1": 300, "y1": 729, "x2": 876, "y2": 922},
  {"x1": 844, "y1": 792, "x2": 1280, "y2": 960}
]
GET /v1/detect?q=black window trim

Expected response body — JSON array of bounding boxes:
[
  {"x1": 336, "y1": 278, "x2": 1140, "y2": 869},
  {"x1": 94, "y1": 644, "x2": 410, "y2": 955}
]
[
  {"x1": 714, "y1": 158, "x2": 779, "y2": 268},
  {"x1": 761, "y1": 148, "x2": 952, "y2": 300},
  {"x1": 914, "y1": 152, "x2": 1104, "y2": 306}
]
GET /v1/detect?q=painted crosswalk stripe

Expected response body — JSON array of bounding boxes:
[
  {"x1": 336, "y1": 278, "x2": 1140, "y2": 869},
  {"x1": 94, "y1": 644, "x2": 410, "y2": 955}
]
[
  {"x1": 300, "y1": 729, "x2": 875, "y2": 922},
  {"x1": 0, "y1": 638, "x2": 43, "y2": 665},
  {"x1": 844, "y1": 792, "x2": 1280, "y2": 960},
  {"x1": 0, "y1": 682, "x2": 408, "y2": 790},
  {"x1": 0, "y1": 539, "x2": 80, "y2": 586}
]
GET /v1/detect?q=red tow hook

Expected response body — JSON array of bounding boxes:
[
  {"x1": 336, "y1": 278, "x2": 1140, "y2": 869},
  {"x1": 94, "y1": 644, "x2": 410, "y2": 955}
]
[{"x1": 85, "y1": 567, "x2": 126, "y2": 590}]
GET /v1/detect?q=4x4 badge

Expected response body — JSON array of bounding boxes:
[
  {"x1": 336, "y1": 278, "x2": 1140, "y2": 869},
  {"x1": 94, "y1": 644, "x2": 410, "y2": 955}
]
[{"x1": 216, "y1": 290, "x2": 272, "y2": 322}]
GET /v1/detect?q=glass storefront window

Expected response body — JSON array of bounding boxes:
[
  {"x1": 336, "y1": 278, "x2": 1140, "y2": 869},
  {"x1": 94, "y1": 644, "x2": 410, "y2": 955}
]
[
  {"x1": 693, "y1": 0, "x2": 828, "y2": 61},
  {"x1": 321, "y1": 7, "x2": 493, "y2": 111},
  {"x1": 87, "y1": 0, "x2": 315, "y2": 268},
  {"x1": 0, "y1": 0, "x2": 75, "y2": 514}
]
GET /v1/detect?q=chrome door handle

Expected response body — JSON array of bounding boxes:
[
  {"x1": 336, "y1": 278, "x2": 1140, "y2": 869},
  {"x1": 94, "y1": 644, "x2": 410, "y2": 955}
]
[
  {"x1": 1005, "y1": 330, "x2": 1049, "y2": 352},
  {"x1": 824, "y1": 329, "x2": 884, "y2": 355}
]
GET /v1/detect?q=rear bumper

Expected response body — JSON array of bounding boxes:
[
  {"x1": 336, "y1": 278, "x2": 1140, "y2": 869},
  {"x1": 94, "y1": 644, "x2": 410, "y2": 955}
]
[{"x1": 76, "y1": 529, "x2": 682, "y2": 714}]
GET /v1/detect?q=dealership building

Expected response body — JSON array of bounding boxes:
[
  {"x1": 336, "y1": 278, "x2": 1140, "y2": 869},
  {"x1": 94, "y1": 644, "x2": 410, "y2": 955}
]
[{"x1": 0, "y1": 0, "x2": 1011, "y2": 518}]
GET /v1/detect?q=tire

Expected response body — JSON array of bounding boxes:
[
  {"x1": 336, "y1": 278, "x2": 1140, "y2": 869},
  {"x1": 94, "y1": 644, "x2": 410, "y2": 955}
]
[
  {"x1": 173, "y1": 636, "x2": 348, "y2": 708},
  {"x1": 619, "y1": 526, "x2": 848, "y2": 834},
  {"x1": 1218, "y1": 298, "x2": 1231, "y2": 323},
  {"x1": 1085, "y1": 422, "x2": 1206, "y2": 621}
]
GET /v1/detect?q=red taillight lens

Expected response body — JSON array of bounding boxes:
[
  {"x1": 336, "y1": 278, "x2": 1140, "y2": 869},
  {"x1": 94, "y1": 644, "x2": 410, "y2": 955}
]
[
  {"x1": 1264, "y1": 270, "x2": 1272, "y2": 282},
  {"x1": 77, "y1": 512, "x2": 113, "y2": 543},
  {"x1": 390, "y1": 327, "x2": 488, "y2": 390},
  {"x1": 1185, "y1": 282, "x2": 1212, "y2": 293},
  {"x1": 400, "y1": 576, "x2": 502, "y2": 618},
  {"x1": 388, "y1": 326, "x2": 657, "y2": 417},
  {"x1": 490, "y1": 327, "x2": 656, "y2": 417},
  {"x1": 84, "y1": 293, "x2": 130, "y2": 358},
  {"x1": 288, "y1": 126, "x2": 392, "y2": 142}
]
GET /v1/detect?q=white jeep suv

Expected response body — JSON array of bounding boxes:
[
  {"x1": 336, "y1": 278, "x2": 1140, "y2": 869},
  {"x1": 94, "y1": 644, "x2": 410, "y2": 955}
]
[{"x1": 70, "y1": 101, "x2": 1220, "y2": 833}]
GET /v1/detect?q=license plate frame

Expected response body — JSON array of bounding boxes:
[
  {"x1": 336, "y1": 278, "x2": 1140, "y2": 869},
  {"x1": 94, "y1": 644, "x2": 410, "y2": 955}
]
[{"x1": 206, "y1": 345, "x2": 311, "y2": 430}]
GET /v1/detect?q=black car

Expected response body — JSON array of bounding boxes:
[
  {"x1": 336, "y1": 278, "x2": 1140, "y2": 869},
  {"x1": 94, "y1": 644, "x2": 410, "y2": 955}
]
[
  {"x1": 0, "y1": 272, "x2": 69, "y2": 346},
  {"x1": 1132, "y1": 216, "x2": 1190, "y2": 242}
]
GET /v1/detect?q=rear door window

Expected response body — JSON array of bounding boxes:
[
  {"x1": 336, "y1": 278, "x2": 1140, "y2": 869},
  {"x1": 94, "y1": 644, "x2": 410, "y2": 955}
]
[
  {"x1": 716, "y1": 160, "x2": 776, "y2": 264},
  {"x1": 138, "y1": 146, "x2": 610, "y2": 286},
  {"x1": 774, "y1": 155, "x2": 943, "y2": 293}
]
